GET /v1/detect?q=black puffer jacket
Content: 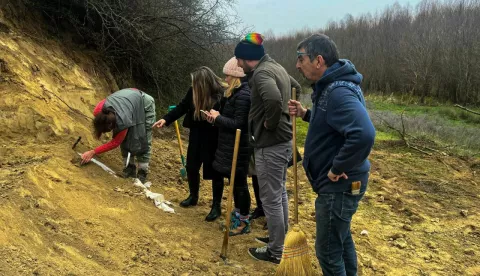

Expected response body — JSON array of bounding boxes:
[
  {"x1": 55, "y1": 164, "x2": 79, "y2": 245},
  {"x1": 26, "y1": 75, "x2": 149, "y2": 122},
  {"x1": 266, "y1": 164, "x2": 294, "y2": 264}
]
[{"x1": 212, "y1": 82, "x2": 251, "y2": 176}]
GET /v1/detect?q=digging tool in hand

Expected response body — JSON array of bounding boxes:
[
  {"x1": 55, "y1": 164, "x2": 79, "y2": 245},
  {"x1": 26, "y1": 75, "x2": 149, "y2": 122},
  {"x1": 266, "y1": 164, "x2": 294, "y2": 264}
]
[
  {"x1": 220, "y1": 129, "x2": 241, "y2": 262},
  {"x1": 168, "y1": 105, "x2": 187, "y2": 179},
  {"x1": 76, "y1": 152, "x2": 118, "y2": 177}
]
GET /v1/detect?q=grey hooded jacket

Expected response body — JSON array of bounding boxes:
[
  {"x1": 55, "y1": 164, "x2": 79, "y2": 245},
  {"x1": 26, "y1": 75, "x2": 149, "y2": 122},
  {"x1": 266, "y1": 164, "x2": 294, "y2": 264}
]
[{"x1": 104, "y1": 88, "x2": 148, "y2": 154}]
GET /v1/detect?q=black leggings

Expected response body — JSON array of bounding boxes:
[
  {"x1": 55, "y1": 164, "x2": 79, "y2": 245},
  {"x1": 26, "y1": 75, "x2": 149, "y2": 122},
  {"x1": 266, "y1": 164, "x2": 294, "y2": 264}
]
[{"x1": 226, "y1": 173, "x2": 251, "y2": 217}]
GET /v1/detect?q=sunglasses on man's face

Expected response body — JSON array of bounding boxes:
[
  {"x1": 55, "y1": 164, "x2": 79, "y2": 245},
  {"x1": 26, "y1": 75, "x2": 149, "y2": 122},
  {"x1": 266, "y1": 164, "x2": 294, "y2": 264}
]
[{"x1": 297, "y1": 51, "x2": 309, "y2": 58}]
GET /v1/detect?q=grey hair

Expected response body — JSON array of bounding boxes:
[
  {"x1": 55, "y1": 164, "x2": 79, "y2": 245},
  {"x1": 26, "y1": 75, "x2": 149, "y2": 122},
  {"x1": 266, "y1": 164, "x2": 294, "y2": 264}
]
[{"x1": 297, "y1": 34, "x2": 339, "y2": 66}]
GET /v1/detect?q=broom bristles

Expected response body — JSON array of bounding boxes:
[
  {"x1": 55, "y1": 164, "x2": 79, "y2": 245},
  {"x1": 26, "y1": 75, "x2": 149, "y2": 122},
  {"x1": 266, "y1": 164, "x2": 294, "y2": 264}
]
[{"x1": 275, "y1": 225, "x2": 314, "y2": 276}]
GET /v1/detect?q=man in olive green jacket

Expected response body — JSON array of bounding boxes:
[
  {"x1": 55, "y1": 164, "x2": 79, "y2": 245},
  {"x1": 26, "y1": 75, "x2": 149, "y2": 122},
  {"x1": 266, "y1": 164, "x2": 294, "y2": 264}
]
[{"x1": 235, "y1": 32, "x2": 298, "y2": 264}]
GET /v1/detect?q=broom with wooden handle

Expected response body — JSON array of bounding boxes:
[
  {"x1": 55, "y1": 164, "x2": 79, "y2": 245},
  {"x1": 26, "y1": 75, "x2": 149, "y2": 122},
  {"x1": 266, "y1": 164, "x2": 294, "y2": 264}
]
[
  {"x1": 276, "y1": 88, "x2": 314, "y2": 276},
  {"x1": 220, "y1": 129, "x2": 241, "y2": 261}
]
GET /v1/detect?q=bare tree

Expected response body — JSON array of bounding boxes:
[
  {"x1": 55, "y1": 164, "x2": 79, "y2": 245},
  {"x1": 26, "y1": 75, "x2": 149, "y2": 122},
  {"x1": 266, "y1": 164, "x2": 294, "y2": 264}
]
[
  {"x1": 261, "y1": 0, "x2": 480, "y2": 105},
  {"x1": 21, "y1": 0, "x2": 240, "y2": 101}
]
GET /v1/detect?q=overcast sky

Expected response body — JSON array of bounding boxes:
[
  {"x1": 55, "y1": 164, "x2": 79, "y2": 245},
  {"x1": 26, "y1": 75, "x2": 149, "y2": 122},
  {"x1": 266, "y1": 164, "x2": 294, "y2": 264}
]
[{"x1": 234, "y1": 0, "x2": 422, "y2": 36}]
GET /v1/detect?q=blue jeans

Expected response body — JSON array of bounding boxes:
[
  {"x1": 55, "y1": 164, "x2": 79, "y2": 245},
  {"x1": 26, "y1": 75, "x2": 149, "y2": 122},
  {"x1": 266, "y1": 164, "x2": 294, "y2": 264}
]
[{"x1": 315, "y1": 185, "x2": 366, "y2": 276}]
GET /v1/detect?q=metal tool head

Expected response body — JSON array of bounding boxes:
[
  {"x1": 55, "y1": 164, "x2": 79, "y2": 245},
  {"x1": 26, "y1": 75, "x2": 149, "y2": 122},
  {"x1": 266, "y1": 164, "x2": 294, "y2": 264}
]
[
  {"x1": 220, "y1": 254, "x2": 229, "y2": 265},
  {"x1": 72, "y1": 136, "x2": 82, "y2": 150},
  {"x1": 180, "y1": 167, "x2": 187, "y2": 179}
]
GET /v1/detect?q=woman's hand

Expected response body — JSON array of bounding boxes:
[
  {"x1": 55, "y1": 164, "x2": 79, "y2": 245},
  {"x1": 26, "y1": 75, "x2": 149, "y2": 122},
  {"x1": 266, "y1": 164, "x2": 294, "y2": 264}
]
[
  {"x1": 202, "y1": 110, "x2": 213, "y2": 124},
  {"x1": 153, "y1": 119, "x2": 166, "y2": 128},
  {"x1": 206, "y1": 109, "x2": 220, "y2": 124},
  {"x1": 81, "y1": 150, "x2": 96, "y2": 164},
  {"x1": 209, "y1": 109, "x2": 220, "y2": 119}
]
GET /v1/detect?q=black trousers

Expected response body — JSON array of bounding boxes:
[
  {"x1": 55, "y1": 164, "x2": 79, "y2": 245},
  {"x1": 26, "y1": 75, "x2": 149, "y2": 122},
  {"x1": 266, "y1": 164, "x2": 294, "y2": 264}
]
[
  {"x1": 251, "y1": 175, "x2": 263, "y2": 212},
  {"x1": 185, "y1": 128, "x2": 221, "y2": 202}
]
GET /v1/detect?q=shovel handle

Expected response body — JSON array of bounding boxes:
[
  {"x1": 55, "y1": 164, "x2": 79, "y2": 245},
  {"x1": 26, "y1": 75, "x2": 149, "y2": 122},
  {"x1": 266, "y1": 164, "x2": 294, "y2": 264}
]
[
  {"x1": 174, "y1": 120, "x2": 184, "y2": 156},
  {"x1": 220, "y1": 129, "x2": 241, "y2": 259}
]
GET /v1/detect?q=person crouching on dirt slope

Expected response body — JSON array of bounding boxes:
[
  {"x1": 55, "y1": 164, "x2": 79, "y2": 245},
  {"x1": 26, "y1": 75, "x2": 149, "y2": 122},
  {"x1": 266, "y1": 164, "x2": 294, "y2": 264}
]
[
  {"x1": 153, "y1": 66, "x2": 226, "y2": 222},
  {"x1": 205, "y1": 57, "x2": 252, "y2": 236},
  {"x1": 81, "y1": 88, "x2": 156, "y2": 183}
]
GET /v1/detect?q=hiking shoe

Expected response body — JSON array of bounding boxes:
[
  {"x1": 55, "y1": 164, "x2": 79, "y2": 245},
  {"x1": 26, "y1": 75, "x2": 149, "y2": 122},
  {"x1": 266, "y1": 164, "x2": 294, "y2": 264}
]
[
  {"x1": 230, "y1": 211, "x2": 240, "y2": 224},
  {"x1": 255, "y1": 236, "x2": 269, "y2": 245},
  {"x1": 248, "y1": 246, "x2": 280, "y2": 264},
  {"x1": 137, "y1": 169, "x2": 148, "y2": 183},
  {"x1": 229, "y1": 219, "x2": 251, "y2": 236},
  {"x1": 250, "y1": 207, "x2": 265, "y2": 220},
  {"x1": 122, "y1": 164, "x2": 137, "y2": 178}
]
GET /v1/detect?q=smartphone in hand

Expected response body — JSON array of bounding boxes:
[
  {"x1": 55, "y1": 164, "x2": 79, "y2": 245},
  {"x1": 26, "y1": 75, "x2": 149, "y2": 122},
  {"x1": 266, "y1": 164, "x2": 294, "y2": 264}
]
[{"x1": 200, "y1": 110, "x2": 214, "y2": 123}]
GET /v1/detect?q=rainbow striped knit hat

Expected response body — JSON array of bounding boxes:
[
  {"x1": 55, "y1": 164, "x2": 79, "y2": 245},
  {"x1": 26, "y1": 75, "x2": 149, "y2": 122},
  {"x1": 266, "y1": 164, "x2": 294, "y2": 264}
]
[{"x1": 234, "y1": 32, "x2": 265, "y2": 60}]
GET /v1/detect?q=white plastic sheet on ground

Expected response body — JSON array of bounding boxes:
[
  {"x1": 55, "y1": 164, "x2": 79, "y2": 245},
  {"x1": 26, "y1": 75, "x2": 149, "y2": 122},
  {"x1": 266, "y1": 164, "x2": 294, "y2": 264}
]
[{"x1": 133, "y1": 179, "x2": 175, "y2": 213}]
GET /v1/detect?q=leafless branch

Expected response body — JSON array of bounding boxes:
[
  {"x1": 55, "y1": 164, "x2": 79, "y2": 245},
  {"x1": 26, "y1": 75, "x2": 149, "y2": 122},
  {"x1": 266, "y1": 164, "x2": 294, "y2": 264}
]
[{"x1": 454, "y1": 104, "x2": 480, "y2": 115}]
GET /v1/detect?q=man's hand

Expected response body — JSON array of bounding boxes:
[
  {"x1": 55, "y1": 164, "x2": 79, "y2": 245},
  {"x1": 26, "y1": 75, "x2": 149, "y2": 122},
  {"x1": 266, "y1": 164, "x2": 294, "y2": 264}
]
[
  {"x1": 81, "y1": 150, "x2": 96, "y2": 164},
  {"x1": 288, "y1": 100, "x2": 307, "y2": 118},
  {"x1": 153, "y1": 119, "x2": 166, "y2": 128},
  {"x1": 328, "y1": 169, "x2": 348, "y2": 182}
]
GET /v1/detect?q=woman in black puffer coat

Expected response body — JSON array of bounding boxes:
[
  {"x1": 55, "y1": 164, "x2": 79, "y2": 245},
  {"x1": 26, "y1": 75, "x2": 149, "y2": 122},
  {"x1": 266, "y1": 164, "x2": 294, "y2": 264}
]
[{"x1": 206, "y1": 57, "x2": 252, "y2": 236}]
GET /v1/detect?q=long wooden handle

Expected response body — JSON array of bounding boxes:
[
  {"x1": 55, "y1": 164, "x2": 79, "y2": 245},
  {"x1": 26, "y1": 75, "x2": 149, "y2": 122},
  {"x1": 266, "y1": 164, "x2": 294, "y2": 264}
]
[
  {"x1": 292, "y1": 88, "x2": 298, "y2": 225},
  {"x1": 174, "y1": 121, "x2": 184, "y2": 156},
  {"x1": 220, "y1": 129, "x2": 241, "y2": 259}
]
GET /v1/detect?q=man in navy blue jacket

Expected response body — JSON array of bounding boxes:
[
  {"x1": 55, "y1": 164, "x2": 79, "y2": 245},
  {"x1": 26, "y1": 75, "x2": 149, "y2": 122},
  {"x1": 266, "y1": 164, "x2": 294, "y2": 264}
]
[{"x1": 288, "y1": 34, "x2": 375, "y2": 276}]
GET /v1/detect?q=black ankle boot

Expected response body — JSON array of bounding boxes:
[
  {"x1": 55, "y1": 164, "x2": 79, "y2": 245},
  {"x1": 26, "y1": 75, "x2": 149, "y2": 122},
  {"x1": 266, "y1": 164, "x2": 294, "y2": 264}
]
[
  {"x1": 206, "y1": 177, "x2": 224, "y2": 221},
  {"x1": 137, "y1": 169, "x2": 148, "y2": 183},
  {"x1": 181, "y1": 171, "x2": 200, "y2": 207},
  {"x1": 123, "y1": 164, "x2": 137, "y2": 178},
  {"x1": 250, "y1": 207, "x2": 265, "y2": 220},
  {"x1": 205, "y1": 203, "x2": 221, "y2": 222},
  {"x1": 180, "y1": 195, "x2": 198, "y2": 207}
]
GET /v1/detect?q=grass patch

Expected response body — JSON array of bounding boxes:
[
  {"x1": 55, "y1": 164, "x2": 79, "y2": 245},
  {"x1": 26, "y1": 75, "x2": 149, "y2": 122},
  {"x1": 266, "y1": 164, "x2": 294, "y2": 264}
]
[
  {"x1": 375, "y1": 130, "x2": 401, "y2": 141},
  {"x1": 296, "y1": 118, "x2": 309, "y2": 147},
  {"x1": 366, "y1": 95, "x2": 480, "y2": 126}
]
